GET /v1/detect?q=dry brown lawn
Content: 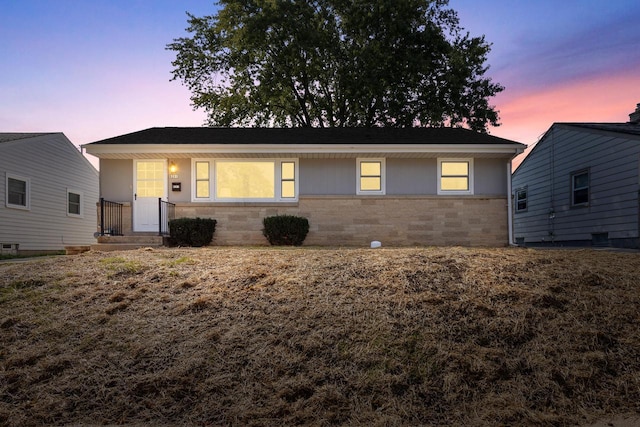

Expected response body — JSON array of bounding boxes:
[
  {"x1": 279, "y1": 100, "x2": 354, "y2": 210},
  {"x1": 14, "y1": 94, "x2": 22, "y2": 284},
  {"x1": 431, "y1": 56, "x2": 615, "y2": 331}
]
[{"x1": 1, "y1": 246, "x2": 640, "y2": 426}]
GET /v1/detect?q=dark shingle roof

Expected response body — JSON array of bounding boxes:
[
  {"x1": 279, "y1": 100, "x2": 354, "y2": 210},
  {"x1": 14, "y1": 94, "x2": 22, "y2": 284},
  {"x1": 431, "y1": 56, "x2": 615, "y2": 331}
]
[
  {"x1": 86, "y1": 127, "x2": 523, "y2": 146},
  {"x1": 0, "y1": 133, "x2": 55, "y2": 143},
  {"x1": 560, "y1": 123, "x2": 640, "y2": 137}
]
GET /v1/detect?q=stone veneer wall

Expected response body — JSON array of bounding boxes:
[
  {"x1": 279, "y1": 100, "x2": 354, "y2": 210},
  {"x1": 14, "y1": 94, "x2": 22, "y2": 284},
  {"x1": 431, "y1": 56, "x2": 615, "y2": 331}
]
[
  {"x1": 96, "y1": 202, "x2": 133, "y2": 235},
  {"x1": 174, "y1": 196, "x2": 509, "y2": 247}
]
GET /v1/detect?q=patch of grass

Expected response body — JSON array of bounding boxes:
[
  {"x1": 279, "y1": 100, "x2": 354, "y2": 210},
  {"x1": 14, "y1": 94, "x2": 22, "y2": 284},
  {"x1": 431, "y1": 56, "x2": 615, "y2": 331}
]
[
  {"x1": 100, "y1": 256, "x2": 145, "y2": 277},
  {"x1": 1, "y1": 247, "x2": 639, "y2": 426},
  {"x1": 163, "y1": 256, "x2": 195, "y2": 267},
  {"x1": 0, "y1": 279, "x2": 48, "y2": 304},
  {"x1": 0, "y1": 251, "x2": 64, "y2": 260},
  {"x1": 10, "y1": 279, "x2": 47, "y2": 289}
]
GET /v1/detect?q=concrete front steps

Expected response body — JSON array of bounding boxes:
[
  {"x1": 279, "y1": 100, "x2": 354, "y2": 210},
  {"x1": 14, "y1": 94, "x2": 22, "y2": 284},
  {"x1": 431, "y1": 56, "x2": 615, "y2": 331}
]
[{"x1": 90, "y1": 234, "x2": 164, "y2": 252}]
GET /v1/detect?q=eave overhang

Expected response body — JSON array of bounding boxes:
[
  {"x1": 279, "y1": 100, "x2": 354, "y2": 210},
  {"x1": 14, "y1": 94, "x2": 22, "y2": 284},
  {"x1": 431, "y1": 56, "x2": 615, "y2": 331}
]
[{"x1": 83, "y1": 143, "x2": 526, "y2": 159}]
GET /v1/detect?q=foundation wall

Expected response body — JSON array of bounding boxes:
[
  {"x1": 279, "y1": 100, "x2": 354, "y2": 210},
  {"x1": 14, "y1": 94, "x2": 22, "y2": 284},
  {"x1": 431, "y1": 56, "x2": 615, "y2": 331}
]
[{"x1": 174, "y1": 196, "x2": 509, "y2": 247}]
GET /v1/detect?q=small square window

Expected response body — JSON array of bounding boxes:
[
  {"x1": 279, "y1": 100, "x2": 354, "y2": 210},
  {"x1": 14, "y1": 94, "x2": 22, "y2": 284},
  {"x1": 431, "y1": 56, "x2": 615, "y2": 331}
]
[
  {"x1": 357, "y1": 159, "x2": 385, "y2": 195},
  {"x1": 67, "y1": 189, "x2": 83, "y2": 217},
  {"x1": 6, "y1": 174, "x2": 30, "y2": 210},
  {"x1": 438, "y1": 159, "x2": 473, "y2": 195}
]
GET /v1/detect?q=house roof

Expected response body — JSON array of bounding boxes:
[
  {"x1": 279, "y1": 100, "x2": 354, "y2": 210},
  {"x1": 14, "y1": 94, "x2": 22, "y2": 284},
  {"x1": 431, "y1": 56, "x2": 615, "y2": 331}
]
[
  {"x1": 83, "y1": 127, "x2": 525, "y2": 160},
  {"x1": 560, "y1": 123, "x2": 640, "y2": 137},
  {"x1": 0, "y1": 133, "x2": 56, "y2": 143},
  {"x1": 86, "y1": 127, "x2": 523, "y2": 146},
  {"x1": 514, "y1": 121, "x2": 640, "y2": 173}
]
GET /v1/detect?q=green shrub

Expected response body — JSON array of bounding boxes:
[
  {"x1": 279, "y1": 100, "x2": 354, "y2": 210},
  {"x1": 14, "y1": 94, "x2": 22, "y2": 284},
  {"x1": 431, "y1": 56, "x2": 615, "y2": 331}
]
[
  {"x1": 168, "y1": 218, "x2": 217, "y2": 247},
  {"x1": 262, "y1": 215, "x2": 309, "y2": 246}
]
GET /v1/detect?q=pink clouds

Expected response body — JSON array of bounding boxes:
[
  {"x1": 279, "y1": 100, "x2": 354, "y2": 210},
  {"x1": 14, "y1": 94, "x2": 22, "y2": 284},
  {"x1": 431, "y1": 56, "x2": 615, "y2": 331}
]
[{"x1": 490, "y1": 70, "x2": 640, "y2": 169}]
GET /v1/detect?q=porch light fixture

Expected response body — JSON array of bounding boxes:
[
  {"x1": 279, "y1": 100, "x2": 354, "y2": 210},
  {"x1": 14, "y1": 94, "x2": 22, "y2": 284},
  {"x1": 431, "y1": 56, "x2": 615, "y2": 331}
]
[{"x1": 169, "y1": 162, "x2": 178, "y2": 174}]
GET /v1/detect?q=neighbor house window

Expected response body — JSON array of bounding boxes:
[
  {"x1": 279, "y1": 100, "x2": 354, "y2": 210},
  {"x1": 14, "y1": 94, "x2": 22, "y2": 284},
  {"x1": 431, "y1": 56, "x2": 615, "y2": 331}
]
[
  {"x1": 6, "y1": 174, "x2": 30, "y2": 210},
  {"x1": 67, "y1": 189, "x2": 83, "y2": 217},
  {"x1": 515, "y1": 187, "x2": 527, "y2": 212},
  {"x1": 438, "y1": 159, "x2": 473, "y2": 195},
  {"x1": 571, "y1": 169, "x2": 589, "y2": 206},
  {"x1": 357, "y1": 158, "x2": 385, "y2": 195},
  {"x1": 191, "y1": 159, "x2": 298, "y2": 202},
  {"x1": 195, "y1": 161, "x2": 210, "y2": 199}
]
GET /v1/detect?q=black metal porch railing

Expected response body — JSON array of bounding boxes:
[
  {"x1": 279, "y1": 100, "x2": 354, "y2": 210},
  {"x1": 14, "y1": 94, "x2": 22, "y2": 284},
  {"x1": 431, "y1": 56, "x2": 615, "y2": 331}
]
[
  {"x1": 159, "y1": 198, "x2": 176, "y2": 236},
  {"x1": 99, "y1": 198, "x2": 123, "y2": 236}
]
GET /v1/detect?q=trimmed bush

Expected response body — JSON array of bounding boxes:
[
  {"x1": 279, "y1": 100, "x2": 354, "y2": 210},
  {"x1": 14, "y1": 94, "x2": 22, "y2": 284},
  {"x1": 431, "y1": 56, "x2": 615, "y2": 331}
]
[
  {"x1": 262, "y1": 215, "x2": 309, "y2": 246},
  {"x1": 168, "y1": 217, "x2": 217, "y2": 247}
]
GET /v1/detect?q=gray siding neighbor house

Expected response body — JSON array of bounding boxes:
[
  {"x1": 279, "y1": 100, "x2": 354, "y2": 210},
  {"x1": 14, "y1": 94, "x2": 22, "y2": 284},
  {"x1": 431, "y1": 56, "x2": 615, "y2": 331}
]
[
  {"x1": 83, "y1": 127, "x2": 525, "y2": 246},
  {"x1": 512, "y1": 104, "x2": 640, "y2": 248},
  {"x1": 0, "y1": 133, "x2": 99, "y2": 254}
]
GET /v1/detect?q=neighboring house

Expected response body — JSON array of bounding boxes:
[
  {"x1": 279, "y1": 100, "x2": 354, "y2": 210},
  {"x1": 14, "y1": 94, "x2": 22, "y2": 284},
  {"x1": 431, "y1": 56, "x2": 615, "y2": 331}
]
[
  {"x1": 83, "y1": 127, "x2": 525, "y2": 246},
  {"x1": 0, "y1": 133, "x2": 99, "y2": 254},
  {"x1": 512, "y1": 104, "x2": 640, "y2": 248}
]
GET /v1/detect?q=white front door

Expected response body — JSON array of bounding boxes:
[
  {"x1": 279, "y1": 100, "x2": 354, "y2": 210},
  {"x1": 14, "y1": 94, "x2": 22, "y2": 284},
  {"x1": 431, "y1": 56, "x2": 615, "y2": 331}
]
[{"x1": 133, "y1": 160, "x2": 167, "y2": 232}]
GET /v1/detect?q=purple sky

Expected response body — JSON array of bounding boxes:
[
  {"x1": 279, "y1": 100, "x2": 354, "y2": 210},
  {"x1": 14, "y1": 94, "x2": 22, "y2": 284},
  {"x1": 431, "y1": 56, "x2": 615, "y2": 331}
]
[{"x1": 2, "y1": 1, "x2": 639, "y2": 168}]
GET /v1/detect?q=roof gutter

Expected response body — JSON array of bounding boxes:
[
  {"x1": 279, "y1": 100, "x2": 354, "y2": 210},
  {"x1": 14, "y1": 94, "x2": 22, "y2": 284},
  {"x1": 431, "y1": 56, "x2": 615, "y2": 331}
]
[{"x1": 83, "y1": 143, "x2": 526, "y2": 157}]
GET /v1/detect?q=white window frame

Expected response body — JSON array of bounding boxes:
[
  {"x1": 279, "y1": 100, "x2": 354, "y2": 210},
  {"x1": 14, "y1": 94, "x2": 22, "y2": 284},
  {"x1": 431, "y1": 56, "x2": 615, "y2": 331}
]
[
  {"x1": 190, "y1": 158, "x2": 299, "y2": 202},
  {"x1": 437, "y1": 158, "x2": 474, "y2": 195},
  {"x1": 67, "y1": 188, "x2": 84, "y2": 218},
  {"x1": 571, "y1": 168, "x2": 589, "y2": 207},
  {"x1": 515, "y1": 187, "x2": 527, "y2": 213},
  {"x1": 280, "y1": 161, "x2": 297, "y2": 200},
  {"x1": 193, "y1": 160, "x2": 212, "y2": 200},
  {"x1": 5, "y1": 173, "x2": 30, "y2": 210},
  {"x1": 356, "y1": 158, "x2": 386, "y2": 195}
]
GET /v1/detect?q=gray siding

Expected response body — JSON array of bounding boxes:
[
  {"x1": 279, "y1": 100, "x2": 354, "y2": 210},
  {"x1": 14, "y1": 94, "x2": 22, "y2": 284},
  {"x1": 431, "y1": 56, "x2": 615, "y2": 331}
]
[
  {"x1": 111, "y1": 157, "x2": 512, "y2": 199},
  {"x1": 512, "y1": 125, "x2": 640, "y2": 246},
  {"x1": 299, "y1": 159, "x2": 355, "y2": 195},
  {"x1": 386, "y1": 159, "x2": 437, "y2": 195},
  {"x1": 100, "y1": 159, "x2": 133, "y2": 202},
  {"x1": 0, "y1": 134, "x2": 99, "y2": 251},
  {"x1": 475, "y1": 158, "x2": 508, "y2": 195},
  {"x1": 168, "y1": 158, "x2": 192, "y2": 203},
  {"x1": 301, "y1": 157, "x2": 508, "y2": 196},
  {"x1": 101, "y1": 158, "x2": 192, "y2": 203}
]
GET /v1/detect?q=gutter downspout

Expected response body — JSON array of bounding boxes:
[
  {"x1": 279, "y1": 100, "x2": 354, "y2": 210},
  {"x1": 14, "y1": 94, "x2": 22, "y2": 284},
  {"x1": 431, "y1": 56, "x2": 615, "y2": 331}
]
[{"x1": 507, "y1": 160, "x2": 515, "y2": 246}]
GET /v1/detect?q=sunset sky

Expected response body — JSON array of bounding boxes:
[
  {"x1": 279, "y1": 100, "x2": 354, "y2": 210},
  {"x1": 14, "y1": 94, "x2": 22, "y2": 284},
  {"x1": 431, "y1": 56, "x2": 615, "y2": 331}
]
[{"x1": 2, "y1": 0, "x2": 639, "y2": 168}]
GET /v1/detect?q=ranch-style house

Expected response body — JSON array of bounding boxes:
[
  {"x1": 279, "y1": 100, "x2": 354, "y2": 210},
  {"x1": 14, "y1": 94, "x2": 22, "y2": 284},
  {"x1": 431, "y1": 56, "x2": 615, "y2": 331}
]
[{"x1": 83, "y1": 127, "x2": 525, "y2": 247}]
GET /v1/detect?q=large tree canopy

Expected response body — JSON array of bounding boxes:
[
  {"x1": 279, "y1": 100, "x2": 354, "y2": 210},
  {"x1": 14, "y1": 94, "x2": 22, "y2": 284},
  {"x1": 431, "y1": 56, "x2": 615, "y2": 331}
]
[{"x1": 168, "y1": 0, "x2": 504, "y2": 132}]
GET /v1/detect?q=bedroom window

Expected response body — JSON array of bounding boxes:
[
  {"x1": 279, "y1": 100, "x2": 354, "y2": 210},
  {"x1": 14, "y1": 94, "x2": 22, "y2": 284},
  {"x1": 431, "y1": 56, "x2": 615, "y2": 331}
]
[
  {"x1": 515, "y1": 187, "x2": 527, "y2": 212},
  {"x1": 6, "y1": 174, "x2": 30, "y2": 210},
  {"x1": 357, "y1": 158, "x2": 385, "y2": 195},
  {"x1": 192, "y1": 159, "x2": 298, "y2": 202},
  {"x1": 438, "y1": 159, "x2": 473, "y2": 195},
  {"x1": 67, "y1": 189, "x2": 83, "y2": 217},
  {"x1": 571, "y1": 169, "x2": 589, "y2": 206}
]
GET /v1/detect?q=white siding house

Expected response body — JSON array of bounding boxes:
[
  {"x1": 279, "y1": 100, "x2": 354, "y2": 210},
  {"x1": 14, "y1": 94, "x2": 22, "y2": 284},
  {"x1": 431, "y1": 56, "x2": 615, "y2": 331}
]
[
  {"x1": 0, "y1": 133, "x2": 99, "y2": 254},
  {"x1": 512, "y1": 105, "x2": 640, "y2": 248}
]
